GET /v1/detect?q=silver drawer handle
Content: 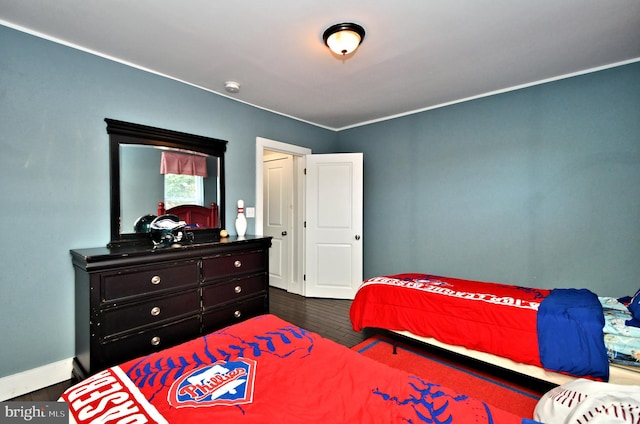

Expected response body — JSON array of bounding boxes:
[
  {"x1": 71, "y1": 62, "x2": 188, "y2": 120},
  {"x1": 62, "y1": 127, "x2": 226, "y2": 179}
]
[
  {"x1": 150, "y1": 275, "x2": 161, "y2": 285},
  {"x1": 233, "y1": 310, "x2": 242, "y2": 318},
  {"x1": 234, "y1": 260, "x2": 242, "y2": 268},
  {"x1": 234, "y1": 285, "x2": 242, "y2": 294},
  {"x1": 151, "y1": 336, "x2": 161, "y2": 346},
  {"x1": 150, "y1": 306, "x2": 161, "y2": 316}
]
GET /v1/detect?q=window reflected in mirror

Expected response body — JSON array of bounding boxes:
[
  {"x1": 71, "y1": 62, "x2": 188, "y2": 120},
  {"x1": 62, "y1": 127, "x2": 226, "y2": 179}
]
[
  {"x1": 164, "y1": 174, "x2": 204, "y2": 209},
  {"x1": 120, "y1": 144, "x2": 220, "y2": 233}
]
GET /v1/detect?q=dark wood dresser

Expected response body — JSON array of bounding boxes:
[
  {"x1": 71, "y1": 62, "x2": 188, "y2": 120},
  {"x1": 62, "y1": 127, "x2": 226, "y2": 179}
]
[{"x1": 71, "y1": 236, "x2": 271, "y2": 380}]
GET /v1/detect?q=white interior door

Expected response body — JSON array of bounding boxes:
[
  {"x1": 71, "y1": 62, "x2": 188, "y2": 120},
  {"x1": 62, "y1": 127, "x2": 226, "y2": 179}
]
[
  {"x1": 304, "y1": 153, "x2": 363, "y2": 299},
  {"x1": 263, "y1": 153, "x2": 293, "y2": 290}
]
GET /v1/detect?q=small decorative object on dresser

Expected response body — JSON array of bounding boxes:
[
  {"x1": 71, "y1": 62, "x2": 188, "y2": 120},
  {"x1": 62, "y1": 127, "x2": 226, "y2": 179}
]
[
  {"x1": 235, "y1": 199, "x2": 247, "y2": 237},
  {"x1": 70, "y1": 236, "x2": 271, "y2": 380}
]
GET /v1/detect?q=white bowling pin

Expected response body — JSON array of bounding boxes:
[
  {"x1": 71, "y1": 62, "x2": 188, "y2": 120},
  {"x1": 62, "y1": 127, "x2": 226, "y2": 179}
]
[{"x1": 235, "y1": 199, "x2": 247, "y2": 237}]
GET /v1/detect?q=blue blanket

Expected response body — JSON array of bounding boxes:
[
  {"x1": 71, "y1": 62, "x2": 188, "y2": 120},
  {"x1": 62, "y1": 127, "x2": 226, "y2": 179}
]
[{"x1": 537, "y1": 288, "x2": 609, "y2": 380}]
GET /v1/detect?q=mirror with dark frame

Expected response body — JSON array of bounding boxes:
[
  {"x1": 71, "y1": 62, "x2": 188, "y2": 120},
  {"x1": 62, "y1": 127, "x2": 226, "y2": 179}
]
[{"x1": 106, "y1": 119, "x2": 227, "y2": 247}]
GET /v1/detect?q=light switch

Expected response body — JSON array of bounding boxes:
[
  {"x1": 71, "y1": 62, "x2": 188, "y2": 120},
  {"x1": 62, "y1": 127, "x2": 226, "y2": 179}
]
[{"x1": 246, "y1": 207, "x2": 255, "y2": 218}]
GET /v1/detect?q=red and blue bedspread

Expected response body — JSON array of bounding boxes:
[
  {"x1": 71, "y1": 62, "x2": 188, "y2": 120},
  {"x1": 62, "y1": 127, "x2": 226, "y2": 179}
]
[
  {"x1": 350, "y1": 273, "x2": 609, "y2": 380},
  {"x1": 60, "y1": 314, "x2": 532, "y2": 423}
]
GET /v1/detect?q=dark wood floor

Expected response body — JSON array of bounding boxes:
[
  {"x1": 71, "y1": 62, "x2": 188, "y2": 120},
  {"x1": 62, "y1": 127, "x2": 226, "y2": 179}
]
[
  {"x1": 10, "y1": 287, "x2": 376, "y2": 401},
  {"x1": 269, "y1": 285, "x2": 379, "y2": 347}
]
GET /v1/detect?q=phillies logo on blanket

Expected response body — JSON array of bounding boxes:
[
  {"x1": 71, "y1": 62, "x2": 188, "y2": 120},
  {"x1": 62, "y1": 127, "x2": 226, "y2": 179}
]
[{"x1": 168, "y1": 358, "x2": 256, "y2": 408}]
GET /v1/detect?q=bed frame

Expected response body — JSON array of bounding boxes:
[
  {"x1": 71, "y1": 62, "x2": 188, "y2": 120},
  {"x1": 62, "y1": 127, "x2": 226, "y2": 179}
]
[
  {"x1": 158, "y1": 201, "x2": 219, "y2": 228},
  {"x1": 392, "y1": 330, "x2": 640, "y2": 386}
]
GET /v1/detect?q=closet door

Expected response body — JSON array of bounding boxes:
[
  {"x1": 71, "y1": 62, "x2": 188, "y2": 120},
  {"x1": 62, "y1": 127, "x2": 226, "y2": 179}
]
[{"x1": 263, "y1": 153, "x2": 293, "y2": 291}]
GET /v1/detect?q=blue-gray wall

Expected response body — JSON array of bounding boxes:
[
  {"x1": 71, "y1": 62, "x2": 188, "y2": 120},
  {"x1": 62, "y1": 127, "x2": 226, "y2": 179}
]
[
  {"x1": 0, "y1": 25, "x2": 337, "y2": 378},
  {"x1": 1, "y1": 23, "x2": 639, "y2": 380},
  {"x1": 339, "y1": 62, "x2": 640, "y2": 296}
]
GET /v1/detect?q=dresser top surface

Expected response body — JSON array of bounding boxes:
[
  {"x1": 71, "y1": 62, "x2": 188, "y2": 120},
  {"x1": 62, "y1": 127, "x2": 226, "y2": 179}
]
[{"x1": 71, "y1": 235, "x2": 272, "y2": 269}]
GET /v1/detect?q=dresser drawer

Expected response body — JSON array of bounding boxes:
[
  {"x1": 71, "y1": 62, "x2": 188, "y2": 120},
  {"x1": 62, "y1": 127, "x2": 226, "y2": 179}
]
[
  {"x1": 202, "y1": 250, "x2": 266, "y2": 281},
  {"x1": 202, "y1": 274, "x2": 267, "y2": 310},
  {"x1": 98, "y1": 316, "x2": 200, "y2": 370},
  {"x1": 202, "y1": 296, "x2": 267, "y2": 332},
  {"x1": 100, "y1": 261, "x2": 198, "y2": 303},
  {"x1": 100, "y1": 290, "x2": 200, "y2": 339}
]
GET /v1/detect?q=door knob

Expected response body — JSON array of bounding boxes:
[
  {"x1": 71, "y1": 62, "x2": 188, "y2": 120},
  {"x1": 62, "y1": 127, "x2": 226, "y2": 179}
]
[
  {"x1": 282, "y1": 231, "x2": 288, "y2": 236},
  {"x1": 355, "y1": 235, "x2": 361, "y2": 240}
]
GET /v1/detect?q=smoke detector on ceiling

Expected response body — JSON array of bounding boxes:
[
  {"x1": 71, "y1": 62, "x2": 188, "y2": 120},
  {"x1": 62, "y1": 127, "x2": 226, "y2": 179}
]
[{"x1": 224, "y1": 81, "x2": 240, "y2": 94}]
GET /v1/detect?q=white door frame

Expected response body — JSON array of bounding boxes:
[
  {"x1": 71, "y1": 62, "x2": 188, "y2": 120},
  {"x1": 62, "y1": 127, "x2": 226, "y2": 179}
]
[{"x1": 256, "y1": 137, "x2": 311, "y2": 296}]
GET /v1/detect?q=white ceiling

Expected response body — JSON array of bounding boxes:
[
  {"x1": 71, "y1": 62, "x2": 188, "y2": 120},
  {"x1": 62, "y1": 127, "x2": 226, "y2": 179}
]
[{"x1": 1, "y1": 1, "x2": 639, "y2": 130}]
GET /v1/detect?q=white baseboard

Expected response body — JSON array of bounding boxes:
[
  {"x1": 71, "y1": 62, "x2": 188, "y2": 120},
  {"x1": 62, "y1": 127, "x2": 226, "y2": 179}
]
[{"x1": 0, "y1": 358, "x2": 73, "y2": 401}]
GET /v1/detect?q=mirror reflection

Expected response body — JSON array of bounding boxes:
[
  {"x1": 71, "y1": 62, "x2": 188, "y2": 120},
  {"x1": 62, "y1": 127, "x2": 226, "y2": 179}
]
[
  {"x1": 107, "y1": 118, "x2": 227, "y2": 247},
  {"x1": 120, "y1": 144, "x2": 221, "y2": 233}
]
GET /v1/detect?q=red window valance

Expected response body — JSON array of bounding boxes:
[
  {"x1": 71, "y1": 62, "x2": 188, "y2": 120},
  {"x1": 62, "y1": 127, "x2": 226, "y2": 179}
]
[{"x1": 160, "y1": 151, "x2": 208, "y2": 177}]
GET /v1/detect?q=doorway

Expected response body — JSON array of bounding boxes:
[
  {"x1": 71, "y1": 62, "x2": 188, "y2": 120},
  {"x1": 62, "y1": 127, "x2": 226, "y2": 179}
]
[
  {"x1": 256, "y1": 138, "x2": 364, "y2": 299},
  {"x1": 255, "y1": 138, "x2": 310, "y2": 296}
]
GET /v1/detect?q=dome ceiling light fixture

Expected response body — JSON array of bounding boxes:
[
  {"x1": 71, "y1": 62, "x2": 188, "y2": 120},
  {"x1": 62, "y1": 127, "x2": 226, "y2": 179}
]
[{"x1": 322, "y1": 22, "x2": 366, "y2": 56}]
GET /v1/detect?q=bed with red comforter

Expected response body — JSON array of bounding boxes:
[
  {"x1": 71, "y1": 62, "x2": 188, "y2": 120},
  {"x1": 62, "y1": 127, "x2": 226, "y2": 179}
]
[
  {"x1": 350, "y1": 273, "x2": 611, "y2": 381},
  {"x1": 60, "y1": 314, "x2": 534, "y2": 423}
]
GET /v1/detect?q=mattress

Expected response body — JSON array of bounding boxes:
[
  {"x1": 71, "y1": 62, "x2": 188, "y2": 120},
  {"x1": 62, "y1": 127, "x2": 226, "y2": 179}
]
[{"x1": 350, "y1": 273, "x2": 610, "y2": 380}]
